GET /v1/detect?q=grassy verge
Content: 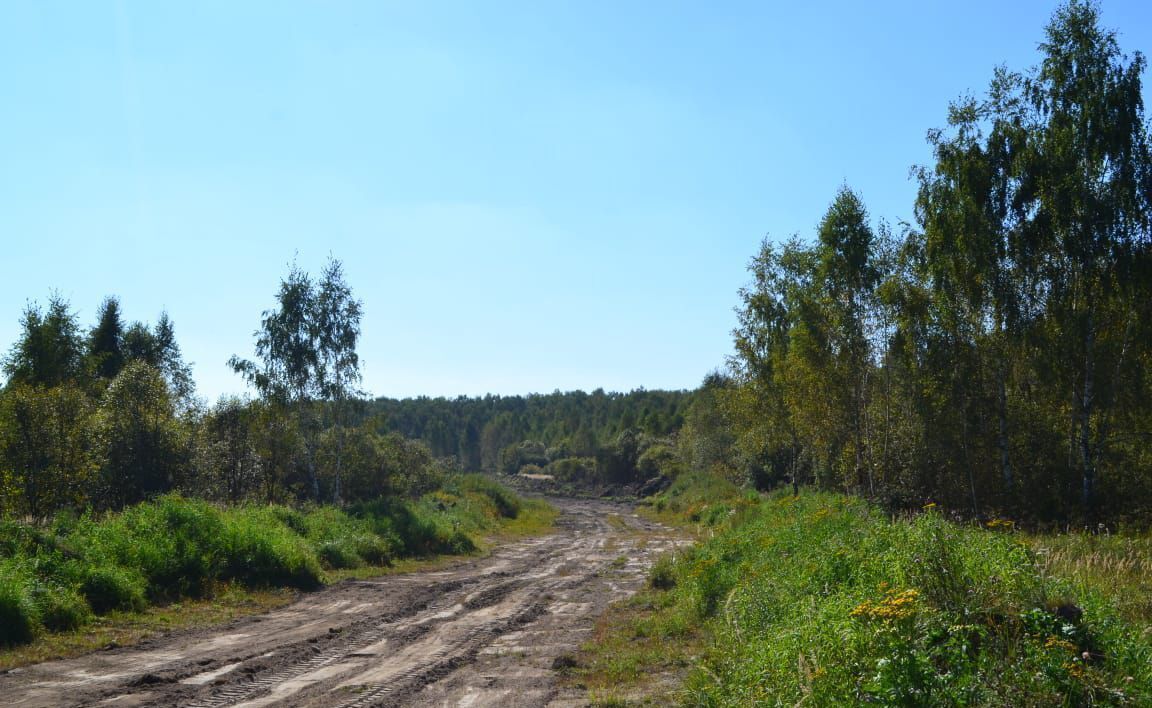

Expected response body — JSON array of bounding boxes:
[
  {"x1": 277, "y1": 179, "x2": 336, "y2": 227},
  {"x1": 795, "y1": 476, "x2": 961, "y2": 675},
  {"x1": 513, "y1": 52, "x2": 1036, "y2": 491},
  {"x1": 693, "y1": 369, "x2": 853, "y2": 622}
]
[
  {"x1": 0, "y1": 474, "x2": 553, "y2": 665},
  {"x1": 577, "y1": 478, "x2": 1152, "y2": 705},
  {"x1": 0, "y1": 584, "x2": 296, "y2": 671}
]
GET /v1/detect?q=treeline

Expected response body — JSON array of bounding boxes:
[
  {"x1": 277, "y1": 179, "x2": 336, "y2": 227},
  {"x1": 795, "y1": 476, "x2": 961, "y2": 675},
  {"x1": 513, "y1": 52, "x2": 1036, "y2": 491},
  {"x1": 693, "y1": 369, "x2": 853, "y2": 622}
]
[
  {"x1": 709, "y1": 1, "x2": 1152, "y2": 524},
  {"x1": 0, "y1": 261, "x2": 451, "y2": 521},
  {"x1": 371, "y1": 389, "x2": 693, "y2": 485}
]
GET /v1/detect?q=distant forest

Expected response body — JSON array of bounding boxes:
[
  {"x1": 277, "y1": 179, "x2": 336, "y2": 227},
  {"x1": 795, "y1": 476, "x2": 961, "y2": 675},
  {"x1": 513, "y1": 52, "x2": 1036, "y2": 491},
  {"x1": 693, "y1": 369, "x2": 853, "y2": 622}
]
[{"x1": 371, "y1": 389, "x2": 693, "y2": 480}]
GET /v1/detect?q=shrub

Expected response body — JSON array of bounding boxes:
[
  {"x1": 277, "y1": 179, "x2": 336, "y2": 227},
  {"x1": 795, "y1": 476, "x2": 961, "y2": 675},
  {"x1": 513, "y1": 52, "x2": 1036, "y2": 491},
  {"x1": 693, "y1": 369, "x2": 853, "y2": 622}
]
[
  {"x1": 301, "y1": 507, "x2": 391, "y2": 569},
  {"x1": 220, "y1": 508, "x2": 323, "y2": 590},
  {"x1": 0, "y1": 519, "x2": 54, "y2": 558},
  {"x1": 316, "y1": 541, "x2": 362, "y2": 570},
  {"x1": 456, "y1": 474, "x2": 521, "y2": 519},
  {"x1": 77, "y1": 495, "x2": 226, "y2": 600},
  {"x1": 351, "y1": 497, "x2": 476, "y2": 557},
  {"x1": 0, "y1": 560, "x2": 38, "y2": 646},
  {"x1": 78, "y1": 564, "x2": 147, "y2": 614},
  {"x1": 648, "y1": 554, "x2": 677, "y2": 591},
  {"x1": 32, "y1": 582, "x2": 91, "y2": 631}
]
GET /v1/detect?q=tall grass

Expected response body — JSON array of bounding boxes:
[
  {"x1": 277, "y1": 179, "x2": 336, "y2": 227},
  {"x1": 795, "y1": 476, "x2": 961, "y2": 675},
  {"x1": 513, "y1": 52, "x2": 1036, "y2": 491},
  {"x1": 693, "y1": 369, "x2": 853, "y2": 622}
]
[
  {"x1": 0, "y1": 474, "x2": 546, "y2": 648},
  {"x1": 1032, "y1": 532, "x2": 1152, "y2": 626},
  {"x1": 594, "y1": 484, "x2": 1152, "y2": 705}
]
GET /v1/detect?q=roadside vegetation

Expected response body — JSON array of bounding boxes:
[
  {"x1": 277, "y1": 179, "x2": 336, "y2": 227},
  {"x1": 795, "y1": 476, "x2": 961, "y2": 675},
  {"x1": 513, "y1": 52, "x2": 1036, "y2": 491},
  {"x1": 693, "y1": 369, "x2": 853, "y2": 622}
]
[
  {"x1": 0, "y1": 473, "x2": 550, "y2": 655},
  {"x1": 578, "y1": 480, "x2": 1152, "y2": 706}
]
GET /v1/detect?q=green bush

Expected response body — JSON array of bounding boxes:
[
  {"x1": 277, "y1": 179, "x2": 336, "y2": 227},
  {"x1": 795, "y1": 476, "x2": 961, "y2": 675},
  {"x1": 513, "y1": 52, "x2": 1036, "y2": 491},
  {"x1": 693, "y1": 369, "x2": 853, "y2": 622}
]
[
  {"x1": 0, "y1": 560, "x2": 38, "y2": 646},
  {"x1": 351, "y1": 496, "x2": 477, "y2": 557},
  {"x1": 78, "y1": 564, "x2": 147, "y2": 614},
  {"x1": 648, "y1": 554, "x2": 677, "y2": 591},
  {"x1": 220, "y1": 508, "x2": 323, "y2": 590},
  {"x1": 456, "y1": 474, "x2": 521, "y2": 519},
  {"x1": 270, "y1": 506, "x2": 309, "y2": 537},
  {"x1": 301, "y1": 507, "x2": 391, "y2": 569},
  {"x1": 635, "y1": 489, "x2": 1152, "y2": 705},
  {"x1": 0, "y1": 519, "x2": 54, "y2": 558},
  {"x1": 77, "y1": 495, "x2": 226, "y2": 600},
  {"x1": 32, "y1": 582, "x2": 90, "y2": 632},
  {"x1": 315, "y1": 541, "x2": 362, "y2": 570}
]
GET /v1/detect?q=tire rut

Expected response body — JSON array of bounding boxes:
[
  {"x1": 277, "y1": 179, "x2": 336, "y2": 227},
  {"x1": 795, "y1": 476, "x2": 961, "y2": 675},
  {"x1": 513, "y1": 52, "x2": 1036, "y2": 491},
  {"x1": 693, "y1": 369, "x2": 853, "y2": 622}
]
[{"x1": 0, "y1": 498, "x2": 686, "y2": 708}]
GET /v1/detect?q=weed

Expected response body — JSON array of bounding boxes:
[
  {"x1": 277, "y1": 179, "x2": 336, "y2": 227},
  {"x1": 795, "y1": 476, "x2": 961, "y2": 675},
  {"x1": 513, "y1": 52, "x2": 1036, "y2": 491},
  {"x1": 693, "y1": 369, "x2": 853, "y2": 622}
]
[
  {"x1": 585, "y1": 476, "x2": 1152, "y2": 705},
  {"x1": 0, "y1": 560, "x2": 38, "y2": 646}
]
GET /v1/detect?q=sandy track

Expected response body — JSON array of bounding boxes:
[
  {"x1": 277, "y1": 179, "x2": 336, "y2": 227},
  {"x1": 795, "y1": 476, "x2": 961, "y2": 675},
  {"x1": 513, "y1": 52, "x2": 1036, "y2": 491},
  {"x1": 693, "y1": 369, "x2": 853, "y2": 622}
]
[{"x1": 0, "y1": 498, "x2": 683, "y2": 708}]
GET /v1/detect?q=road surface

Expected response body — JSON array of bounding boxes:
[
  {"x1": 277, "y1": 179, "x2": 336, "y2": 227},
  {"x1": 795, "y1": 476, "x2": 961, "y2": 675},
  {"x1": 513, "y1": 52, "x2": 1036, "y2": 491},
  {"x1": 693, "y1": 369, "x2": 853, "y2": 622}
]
[{"x1": 0, "y1": 498, "x2": 683, "y2": 707}]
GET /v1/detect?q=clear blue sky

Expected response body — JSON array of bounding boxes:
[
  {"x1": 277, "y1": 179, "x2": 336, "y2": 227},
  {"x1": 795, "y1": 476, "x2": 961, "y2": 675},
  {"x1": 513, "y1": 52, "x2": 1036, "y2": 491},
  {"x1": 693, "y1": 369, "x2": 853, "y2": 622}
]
[{"x1": 2, "y1": 1, "x2": 1149, "y2": 402}]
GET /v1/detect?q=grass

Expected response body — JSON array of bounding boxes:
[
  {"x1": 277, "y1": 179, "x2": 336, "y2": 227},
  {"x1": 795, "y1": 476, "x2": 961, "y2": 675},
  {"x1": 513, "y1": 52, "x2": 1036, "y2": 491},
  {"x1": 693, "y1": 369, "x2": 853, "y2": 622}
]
[
  {"x1": 1030, "y1": 531, "x2": 1152, "y2": 626},
  {"x1": 0, "y1": 474, "x2": 554, "y2": 663},
  {"x1": 576, "y1": 589, "x2": 706, "y2": 706},
  {"x1": 579, "y1": 477, "x2": 1152, "y2": 706}
]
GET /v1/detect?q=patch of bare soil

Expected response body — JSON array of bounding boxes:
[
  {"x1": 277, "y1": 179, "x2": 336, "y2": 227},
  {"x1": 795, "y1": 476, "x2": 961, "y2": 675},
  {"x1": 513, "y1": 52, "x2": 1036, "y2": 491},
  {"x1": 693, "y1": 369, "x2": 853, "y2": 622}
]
[{"x1": 0, "y1": 499, "x2": 684, "y2": 707}]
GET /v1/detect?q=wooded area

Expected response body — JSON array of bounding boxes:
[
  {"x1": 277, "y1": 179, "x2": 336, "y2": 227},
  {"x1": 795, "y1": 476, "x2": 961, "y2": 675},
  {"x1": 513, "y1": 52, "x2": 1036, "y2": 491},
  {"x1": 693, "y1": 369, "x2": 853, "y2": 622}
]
[{"x1": 718, "y1": 1, "x2": 1152, "y2": 524}]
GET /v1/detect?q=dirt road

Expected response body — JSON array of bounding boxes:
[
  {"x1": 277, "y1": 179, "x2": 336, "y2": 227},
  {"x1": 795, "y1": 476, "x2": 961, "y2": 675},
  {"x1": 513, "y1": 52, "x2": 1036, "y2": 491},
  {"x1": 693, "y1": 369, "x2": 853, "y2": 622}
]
[{"x1": 0, "y1": 498, "x2": 683, "y2": 707}]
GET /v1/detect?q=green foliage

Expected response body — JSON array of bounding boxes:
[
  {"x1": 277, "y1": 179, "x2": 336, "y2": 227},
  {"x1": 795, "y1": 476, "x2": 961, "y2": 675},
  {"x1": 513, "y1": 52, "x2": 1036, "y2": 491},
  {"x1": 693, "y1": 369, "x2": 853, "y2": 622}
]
[
  {"x1": 0, "y1": 477, "x2": 540, "y2": 649},
  {"x1": 229, "y1": 258, "x2": 363, "y2": 502},
  {"x1": 636, "y1": 443, "x2": 679, "y2": 478},
  {"x1": 219, "y1": 507, "x2": 324, "y2": 589},
  {"x1": 636, "y1": 487, "x2": 1151, "y2": 705},
  {"x1": 77, "y1": 565, "x2": 147, "y2": 614},
  {"x1": 98, "y1": 362, "x2": 187, "y2": 509},
  {"x1": 350, "y1": 496, "x2": 474, "y2": 557},
  {"x1": 450, "y1": 473, "x2": 522, "y2": 519},
  {"x1": 371, "y1": 388, "x2": 693, "y2": 476},
  {"x1": 0, "y1": 383, "x2": 99, "y2": 520},
  {"x1": 75, "y1": 495, "x2": 227, "y2": 599},
  {"x1": 546, "y1": 457, "x2": 598, "y2": 484},
  {"x1": 649, "y1": 471, "x2": 741, "y2": 519},
  {"x1": 647, "y1": 554, "x2": 676, "y2": 591},
  {"x1": 87, "y1": 296, "x2": 125, "y2": 381},
  {"x1": 2, "y1": 295, "x2": 85, "y2": 389},
  {"x1": 299, "y1": 506, "x2": 392, "y2": 569},
  {"x1": 0, "y1": 560, "x2": 38, "y2": 647},
  {"x1": 721, "y1": 0, "x2": 1152, "y2": 524},
  {"x1": 32, "y1": 582, "x2": 91, "y2": 632},
  {"x1": 0, "y1": 559, "x2": 93, "y2": 646}
]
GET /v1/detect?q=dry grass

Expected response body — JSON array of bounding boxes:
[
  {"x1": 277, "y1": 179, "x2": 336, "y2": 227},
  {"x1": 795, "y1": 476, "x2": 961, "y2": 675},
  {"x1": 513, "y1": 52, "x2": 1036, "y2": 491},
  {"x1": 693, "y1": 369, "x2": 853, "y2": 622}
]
[
  {"x1": 1030, "y1": 532, "x2": 1152, "y2": 624},
  {"x1": 605, "y1": 514, "x2": 629, "y2": 531}
]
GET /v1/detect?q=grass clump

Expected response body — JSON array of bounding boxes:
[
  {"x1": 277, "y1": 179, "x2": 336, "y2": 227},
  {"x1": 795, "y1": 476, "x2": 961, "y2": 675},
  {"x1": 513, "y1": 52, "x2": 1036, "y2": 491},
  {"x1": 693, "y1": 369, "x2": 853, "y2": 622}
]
[
  {"x1": 219, "y1": 507, "x2": 324, "y2": 590},
  {"x1": 351, "y1": 497, "x2": 475, "y2": 556},
  {"x1": 453, "y1": 473, "x2": 522, "y2": 519},
  {"x1": 0, "y1": 560, "x2": 39, "y2": 647},
  {"x1": 647, "y1": 471, "x2": 750, "y2": 527},
  {"x1": 72, "y1": 496, "x2": 227, "y2": 600},
  {"x1": 0, "y1": 559, "x2": 93, "y2": 646},
  {"x1": 299, "y1": 507, "x2": 392, "y2": 570},
  {"x1": 76, "y1": 564, "x2": 147, "y2": 614}
]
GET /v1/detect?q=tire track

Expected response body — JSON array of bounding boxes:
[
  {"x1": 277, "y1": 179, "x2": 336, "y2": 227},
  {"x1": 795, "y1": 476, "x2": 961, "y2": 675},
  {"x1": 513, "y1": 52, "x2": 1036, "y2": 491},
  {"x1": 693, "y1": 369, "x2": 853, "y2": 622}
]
[{"x1": 0, "y1": 499, "x2": 685, "y2": 708}]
